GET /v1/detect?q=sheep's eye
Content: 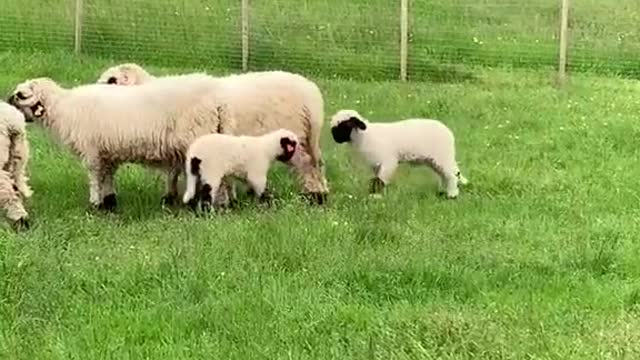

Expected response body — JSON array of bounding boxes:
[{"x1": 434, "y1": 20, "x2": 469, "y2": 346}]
[
  {"x1": 107, "y1": 77, "x2": 117, "y2": 84},
  {"x1": 16, "y1": 91, "x2": 27, "y2": 100}
]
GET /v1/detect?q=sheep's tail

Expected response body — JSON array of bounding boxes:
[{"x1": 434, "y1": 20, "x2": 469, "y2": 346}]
[
  {"x1": 303, "y1": 85, "x2": 325, "y2": 167},
  {"x1": 182, "y1": 156, "x2": 202, "y2": 205}
]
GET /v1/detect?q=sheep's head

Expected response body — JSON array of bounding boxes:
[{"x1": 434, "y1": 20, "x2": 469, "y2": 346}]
[
  {"x1": 97, "y1": 63, "x2": 151, "y2": 86},
  {"x1": 7, "y1": 78, "x2": 59, "y2": 123},
  {"x1": 275, "y1": 129, "x2": 299, "y2": 163},
  {"x1": 330, "y1": 109, "x2": 367, "y2": 144}
]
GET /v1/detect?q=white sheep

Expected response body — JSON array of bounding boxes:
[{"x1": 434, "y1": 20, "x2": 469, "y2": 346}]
[
  {"x1": 330, "y1": 109, "x2": 468, "y2": 198},
  {"x1": 0, "y1": 101, "x2": 32, "y2": 229},
  {"x1": 7, "y1": 75, "x2": 232, "y2": 210},
  {"x1": 96, "y1": 63, "x2": 329, "y2": 205},
  {"x1": 182, "y1": 128, "x2": 299, "y2": 211}
]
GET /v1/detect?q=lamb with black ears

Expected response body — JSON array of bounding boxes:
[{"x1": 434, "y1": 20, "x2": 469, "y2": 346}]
[
  {"x1": 182, "y1": 129, "x2": 300, "y2": 211},
  {"x1": 330, "y1": 109, "x2": 468, "y2": 198}
]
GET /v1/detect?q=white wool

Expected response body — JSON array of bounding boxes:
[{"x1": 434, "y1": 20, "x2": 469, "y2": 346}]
[
  {"x1": 0, "y1": 101, "x2": 31, "y2": 225},
  {"x1": 96, "y1": 64, "x2": 329, "y2": 200},
  {"x1": 330, "y1": 109, "x2": 468, "y2": 198},
  {"x1": 182, "y1": 129, "x2": 299, "y2": 207},
  {"x1": 8, "y1": 75, "x2": 229, "y2": 208}
]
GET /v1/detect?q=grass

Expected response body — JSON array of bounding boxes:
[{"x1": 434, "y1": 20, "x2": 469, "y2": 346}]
[
  {"x1": 1, "y1": 0, "x2": 640, "y2": 81},
  {"x1": 1, "y1": 48, "x2": 640, "y2": 358}
]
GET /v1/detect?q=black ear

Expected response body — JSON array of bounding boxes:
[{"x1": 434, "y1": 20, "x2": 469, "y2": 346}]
[
  {"x1": 107, "y1": 77, "x2": 118, "y2": 84},
  {"x1": 349, "y1": 116, "x2": 366, "y2": 130}
]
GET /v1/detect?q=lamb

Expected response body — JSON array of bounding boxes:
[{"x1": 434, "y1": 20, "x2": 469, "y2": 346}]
[
  {"x1": 182, "y1": 129, "x2": 299, "y2": 211},
  {"x1": 96, "y1": 63, "x2": 329, "y2": 205},
  {"x1": 330, "y1": 109, "x2": 468, "y2": 198},
  {"x1": 0, "y1": 101, "x2": 32, "y2": 229},
  {"x1": 7, "y1": 75, "x2": 231, "y2": 210}
]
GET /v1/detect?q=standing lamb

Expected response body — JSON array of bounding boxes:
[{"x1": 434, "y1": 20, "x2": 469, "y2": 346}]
[
  {"x1": 7, "y1": 75, "x2": 232, "y2": 210},
  {"x1": 0, "y1": 101, "x2": 32, "y2": 229},
  {"x1": 182, "y1": 129, "x2": 299, "y2": 211},
  {"x1": 330, "y1": 109, "x2": 468, "y2": 198},
  {"x1": 96, "y1": 63, "x2": 329, "y2": 205}
]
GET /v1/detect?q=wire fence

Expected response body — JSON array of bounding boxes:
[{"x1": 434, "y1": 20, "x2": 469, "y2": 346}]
[{"x1": 1, "y1": 0, "x2": 639, "y2": 82}]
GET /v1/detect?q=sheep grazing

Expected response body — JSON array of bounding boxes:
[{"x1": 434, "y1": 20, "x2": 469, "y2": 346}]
[
  {"x1": 7, "y1": 75, "x2": 231, "y2": 210},
  {"x1": 330, "y1": 109, "x2": 468, "y2": 198},
  {"x1": 97, "y1": 63, "x2": 329, "y2": 205},
  {"x1": 182, "y1": 129, "x2": 299, "y2": 211},
  {"x1": 0, "y1": 102, "x2": 32, "y2": 229}
]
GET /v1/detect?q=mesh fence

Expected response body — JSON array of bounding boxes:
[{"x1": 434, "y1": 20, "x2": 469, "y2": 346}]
[{"x1": 0, "y1": 0, "x2": 639, "y2": 81}]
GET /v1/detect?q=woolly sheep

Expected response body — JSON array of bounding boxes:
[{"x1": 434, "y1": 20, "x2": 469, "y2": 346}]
[
  {"x1": 182, "y1": 128, "x2": 299, "y2": 211},
  {"x1": 330, "y1": 109, "x2": 468, "y2": 198},
  {"x1": 96, "y1": 63, "x2": 329, "y2": 205},
  {"x1": 0, "y1": 101, "x2": 32, "y2": 229},
  {"x1": 7, "y1": 75, "x2": 232, "y2": 210}
]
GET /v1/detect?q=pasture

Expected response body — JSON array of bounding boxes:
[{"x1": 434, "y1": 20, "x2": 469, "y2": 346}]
[{"x1": 2, "y1": 0, "x2": 640, "y2": 358}]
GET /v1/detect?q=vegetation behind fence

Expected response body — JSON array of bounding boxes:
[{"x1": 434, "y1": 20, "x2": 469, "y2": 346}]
[{"x1": 1, "y1": 0, "x2": 638, "y2": 82}]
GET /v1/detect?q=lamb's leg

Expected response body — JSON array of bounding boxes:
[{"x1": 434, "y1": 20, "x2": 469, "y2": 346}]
[
  {"x1": 199, "y1": 177, "x2": 221, "y2": 213},
  {"x1": 9, "y1": 134, "x2": 32, "y2": 199},
  {"x1": 100, "y1": 161, "x2": 119, "y2": 209},
  {"x1": 246, "y1": 171, "x2": 270, "y2": 204},
  {"x1": 370, "y1": 160, "x2": 398, "y2": 195},
  {"x1": 0, "y1": 170, "x2": 29, "y2": 229},
  {"x1": 287, "y1": 147, "x2": 329, "y2": 205},
  {"x1": 161, "y1": 167, "x2": 181, "y2": 206},
  {"x1": 431, "y1": 158, "x2": 460, "y2": 199}
]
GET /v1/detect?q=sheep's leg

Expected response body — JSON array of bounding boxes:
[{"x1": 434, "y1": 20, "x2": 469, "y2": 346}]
[
  {"x1": 84, "y1": 157, "x2": 116, "y2": 211},
  {"x1": 9, "y1": 135, "x2": 32, "y2": 199},
  {"x1": 213, "y1": 178, "x2": 233, "y2": 208},
  {"x1": 161, "y1": 167, "x2": 182, "y2": 206},
  {"x1": 246, "y1": 173, "x2": 270, "y2": 204},
  {"x1": 370, "y1": 160, "x2": 398, "y2": 195},
  {"x1": 199, "y1": 177, "x2": 221, "y2": 213},
  {"x1": 431, "y1": 158, "x2": 460, "y2": 199},
  {"x1": 287, "y1": 147, "x2": 329, "y2": 205},
  {"x1": 0, "y1": 170, "x2": 29, "y2": 229}
]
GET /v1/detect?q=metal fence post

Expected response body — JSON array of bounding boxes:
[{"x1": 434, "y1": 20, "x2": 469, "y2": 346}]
[
  {"x1": 242, "y1": 0, "x2": 249, "y2": 72},
  {"x1": 400, "y1": 0, "x2": 409, "y2": 81},
  {"x1": 74, "y1": 0, "x2": 83, "y2": 54},
  {"x1": 558, "y1": 0, "x2": 570, "y2": 84}
]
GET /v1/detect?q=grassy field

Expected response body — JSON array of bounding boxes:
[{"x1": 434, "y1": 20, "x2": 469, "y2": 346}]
[
  {"x1": 2, "y1": 0, "x2": 640, "y2": 358},
  {"x1": 1, "y1": 0, "x2": 640, "y2": 81},
  {"x1": 1, "y1": 48, "x2": 640, "y2": 358}
]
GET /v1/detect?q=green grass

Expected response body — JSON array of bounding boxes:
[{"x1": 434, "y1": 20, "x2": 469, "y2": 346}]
[
  {"x1": 1, "y1": 0, "x2": 640, "y2": 81},
  {"x1": 2, "y1": 48, "x2": 640, "y2": 358}
]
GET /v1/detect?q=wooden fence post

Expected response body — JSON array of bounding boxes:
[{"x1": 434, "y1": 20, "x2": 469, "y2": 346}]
[
  {"x1": 558, "y1": 0, "x2": 570, "y2": 84},
  {"x1": 242, "y1": 0, "x2": 249, "y2": 72},
  {"x1": 74, "y1": 0, "x2": 83, "y2": 54},
  {"x1": 400, "y1": 0, "x2": 408, "y2": 81}
]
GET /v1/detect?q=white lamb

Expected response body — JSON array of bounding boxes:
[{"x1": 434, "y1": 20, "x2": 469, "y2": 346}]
[
  {"x1": 330, "y1": 109, "x2": 468, "y2": 198},
  {"x1": 96, "y1": 63, "x2": 329, "y2": 205},
  {"x1": 7, "y1": 75, "x2": 232, "y2": 210},
  {"x1": 182, "y1": 129, "x2": 299, "y2": 211},
  {"x1": 0, "y1": 101, "x2": 32, "y2": 229}
]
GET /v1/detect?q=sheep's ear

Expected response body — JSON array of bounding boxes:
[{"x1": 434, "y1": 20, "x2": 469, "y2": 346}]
[{"x1": 349, "y1": 116, "x2": 366, "y2": 130}]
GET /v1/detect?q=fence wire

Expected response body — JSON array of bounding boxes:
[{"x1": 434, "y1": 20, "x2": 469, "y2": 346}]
[{"x1": 1, "y1": 0, "x2": 640, "y2": 81}]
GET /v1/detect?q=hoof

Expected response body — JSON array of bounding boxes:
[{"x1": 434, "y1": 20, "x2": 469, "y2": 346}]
[
  {"x1": 97, "y1": 193, "x2": 117, "y2": 211},
  {"x1": 161, "y1": 193, "x2": 179, "y2": 206},
  {"x1": 305, "y1": 192, "x2": 328, "y2": 205},
  {"x1": 13, "y1": 217, "x2": 30, "y2": 231},
  {"x1": 186, "y1": 198, "x2": 199, "y2": 211},
  {"x1": 369, "y1": 177, "x2": 385, "y2": 194}
]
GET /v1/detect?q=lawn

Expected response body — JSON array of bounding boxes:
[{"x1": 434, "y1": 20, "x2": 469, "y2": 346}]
[
  {"x1": 1, "y1": 49, "x2": 640, "y2": 358},
  {"x1": 2, "y1": 0, "x2": 640, "y2": 358}
]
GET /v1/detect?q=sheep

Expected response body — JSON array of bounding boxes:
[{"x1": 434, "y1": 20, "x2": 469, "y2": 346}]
[
  {"x1": 330, "y1": 109, "x2": 468, "y2": 198},
  {"x1": 7, "y1": 75, "x2": 232, "y2": 210},
  {"x1": 0, "y1": 101, "x2": 32, "y2": 229},
  {"x1": 182, "y1": 129, "x2": 299, "y2": 211},
  {"x1": 96, "y1": 63, "x2": 329, "y2": 205}
]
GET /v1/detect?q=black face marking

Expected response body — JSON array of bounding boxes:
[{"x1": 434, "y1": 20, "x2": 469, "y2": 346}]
[
  {"x1": 190, "y1": 157, "x2": 202, "y2": 176},
  {"x1": 277, "y1": 137, "x2": 297, "y2": 162},
  {"x1": 98, "y1": 193, "x2": 117, "y2": 211},
  {"x1": 29, "y1": 101, "x2": 44, "y2": 120},
  {"x1": 16, "y1": 91, "x2": 27, "y2": 100},
  {"x1": 369, "y1": 177, "x2": 385, "y2": 194},
  {"x1": 13, "y1": 217, "x2": 30, "y2": 231},
  {"x1": 331, "y1": 117, "x2": 366, "y2": 144},
  {"x1": 107, "y1": 77, "x2": 118, "y2": 84}
]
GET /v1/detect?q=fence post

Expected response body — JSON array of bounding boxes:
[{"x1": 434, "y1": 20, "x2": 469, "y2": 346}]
[
  {"x1": 74, "y1": 0, "x2": 83, "y2": 54},
  {"x1": 558, "y1": 0, "x2": 569, "y2": 84},
  {"x1": 400, "y1": 0, "x2": 408, "y2": 81},
  {"x1": 241, "y1": 0, "x2": 249, "y2": 72}
]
